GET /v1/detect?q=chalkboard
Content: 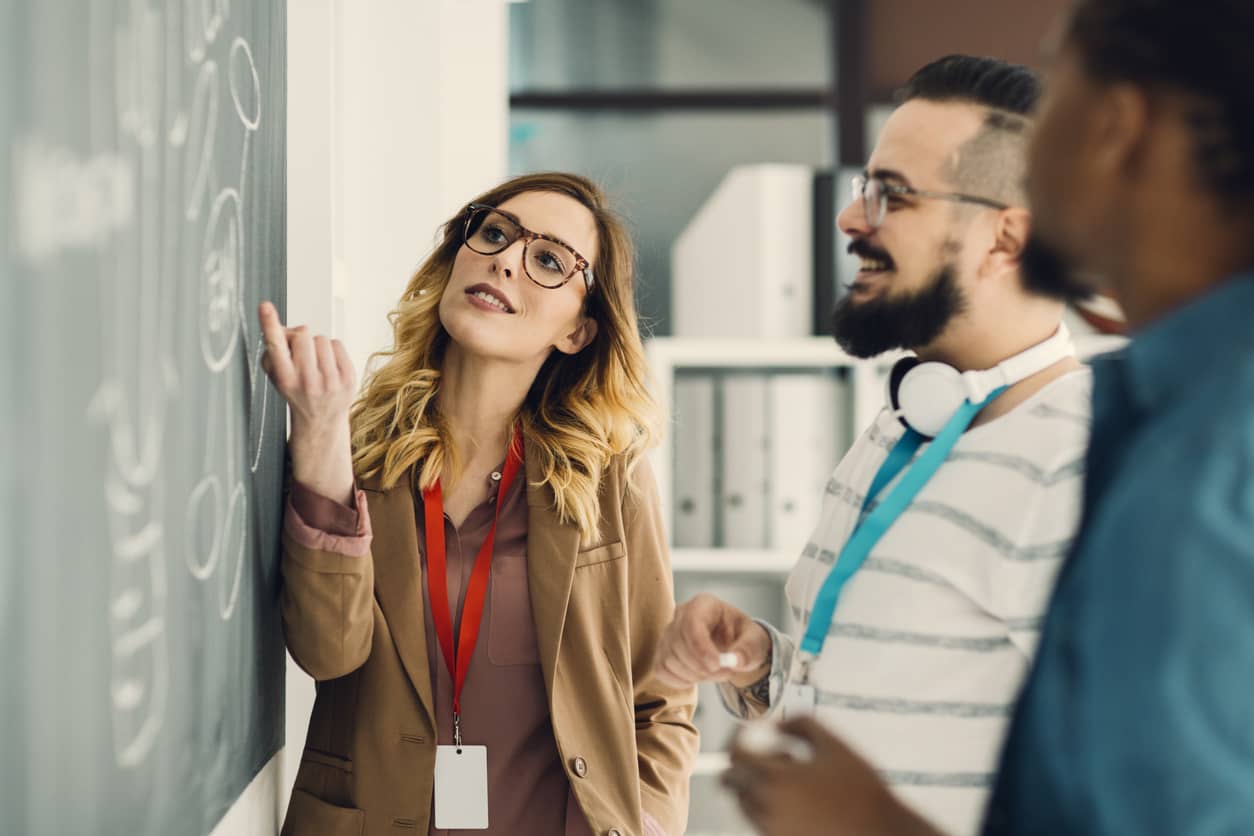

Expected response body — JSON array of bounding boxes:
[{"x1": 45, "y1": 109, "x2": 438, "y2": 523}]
[{"x1": 3, "y1": 1, "x2": 287, "y2": 834}]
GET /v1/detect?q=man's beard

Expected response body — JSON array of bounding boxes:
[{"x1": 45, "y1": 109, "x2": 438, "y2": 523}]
[
  {"x1": 830, "y1": 264, "x2": 967, "y2": 358},
  {"x1": 1020, "y1": 233, "x2": 1094, "y2": 303}
]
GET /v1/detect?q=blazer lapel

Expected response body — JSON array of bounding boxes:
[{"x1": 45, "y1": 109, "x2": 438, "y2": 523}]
[
  {"x1": 524, "y1": 441, "x2": 581, "y2": 699},
  {"x1": 367, "y1": 473, "x2": 436, "y2": 727}
]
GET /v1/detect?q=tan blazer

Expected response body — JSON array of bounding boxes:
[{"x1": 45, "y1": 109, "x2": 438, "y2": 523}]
[{"x1": 280, "y1": 445, "x2": 699, "y2": 836}]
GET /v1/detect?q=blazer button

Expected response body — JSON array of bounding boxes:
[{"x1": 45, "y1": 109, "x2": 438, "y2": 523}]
[
  {"x1": 572, "y1": 756, "x2": 588, "y2": 778},
  {"x1": 607, "y1": 830, "x2": 622, "y2": 836}
]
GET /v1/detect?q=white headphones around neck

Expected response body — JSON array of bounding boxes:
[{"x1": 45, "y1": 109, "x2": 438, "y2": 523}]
[{"x1": 886, "y1": 323, "x2": 1075, "y2": 438}]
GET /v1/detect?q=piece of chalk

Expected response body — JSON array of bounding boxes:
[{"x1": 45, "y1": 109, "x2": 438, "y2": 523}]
[{"x1": 718, "y1": 652, "x2": 740, "y2": 669}]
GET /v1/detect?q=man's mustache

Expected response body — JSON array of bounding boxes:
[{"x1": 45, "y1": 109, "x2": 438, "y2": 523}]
[{"x1": 847, "y1": 238, "x2": 894, "y2": 267}]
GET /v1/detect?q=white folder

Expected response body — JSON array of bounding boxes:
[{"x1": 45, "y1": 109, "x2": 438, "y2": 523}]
[
  {"x1": 767, "y1": 372, "x2": 846, "y2": 552},
  {"x1": 672, "y1": 374, "x2": 716, "y2": 548},
  {"x1": 720, "y1": 374, "x2": 769, "y2": 548},
  {"x1": 672, "y1": 164, "x2": 814, "y2": 338}
]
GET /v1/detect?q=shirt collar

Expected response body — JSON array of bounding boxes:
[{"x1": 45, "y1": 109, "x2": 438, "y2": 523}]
[{"x1": 1118, "y1": 271, "x2": 1254, "y2": 412}]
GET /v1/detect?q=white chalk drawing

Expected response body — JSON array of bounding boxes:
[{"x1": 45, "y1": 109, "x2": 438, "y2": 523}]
[
  {"x1": 113, "y1": 0, "x2": 161, "y2": 150},
  {"x1": 12, "y1": 141, "x2": 135, "y2": 265},
  {"x1": 184, "y1": 60, "x2": 219, "y2": 221},
  {"x1": 200, "y1": 187, "x2": 243, "y2": 372},
  {"x1": 91, "y1": 395, "x2": 170, "y2": 770},
  {"x1": 185, "y1": 474, "x2": 223, "y2": 581},
  {"x1": 184, "y1": 0, "x2": 228, "y2": 64},
  {"x1": 218, "y1": 479, "x2": 248, "y2": 621},
  {"x1": 248, "y1": 341, "x2": 270, "y2": 474},
  {"x1": 66, "y1": 0, "x2": 275, "y2": 769},
  {"x1": 226, "y1": 36, "x2": 271, "y2": 479},
  {"x1": 229, "y1": 38, "x2": 260, "y2": 132},
  {"x1": 96, "y1": 0, "x2": 175, "y2": 775},
  {"x1": 188, "y1": 26, "x2": 265, "y2": 623}
]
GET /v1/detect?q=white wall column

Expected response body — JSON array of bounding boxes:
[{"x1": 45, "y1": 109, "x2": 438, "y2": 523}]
[{"x1": 275, "y1": 1, "x2": 508, "y2": 831}]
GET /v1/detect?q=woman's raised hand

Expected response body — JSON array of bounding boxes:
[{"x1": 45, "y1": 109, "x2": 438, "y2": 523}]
[{"x1": 259, "y1": 301, "x2": 357, "y2": 505}]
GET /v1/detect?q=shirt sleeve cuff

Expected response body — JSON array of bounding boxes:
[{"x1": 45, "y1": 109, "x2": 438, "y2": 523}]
[
  {"x1": 716, "y1": 618, "x2": 793, "y2": 721},
  {"x1": 289, "y1": 479, "x2": 362, "y2": 535},
  {"x1": 284, "y1": 484, "x2": 372, "y2": 557}
]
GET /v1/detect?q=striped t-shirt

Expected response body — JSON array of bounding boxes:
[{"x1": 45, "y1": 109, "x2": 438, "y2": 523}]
[{"x1": 723, "y1": 368, "x2": 1093, "y2": 836}]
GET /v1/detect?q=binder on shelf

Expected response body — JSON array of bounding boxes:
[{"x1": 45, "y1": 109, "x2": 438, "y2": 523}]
[
  {"x1": 767, "y1": 372, "x2": 847, "y2": 552},
  {"x1": 719, "y1": 374, "x2": 769, "y2": 548},
  {"x1": 672, "y1": 374, "x2": 717, "y2": 549},
  {"x1": 672, "y1": 164, "x2": 814, "y2": 339}
]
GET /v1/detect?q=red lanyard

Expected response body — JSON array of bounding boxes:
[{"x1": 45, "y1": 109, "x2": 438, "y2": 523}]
[{"x1": 422, "y1": 431, "x2": 523, "y2": 744}]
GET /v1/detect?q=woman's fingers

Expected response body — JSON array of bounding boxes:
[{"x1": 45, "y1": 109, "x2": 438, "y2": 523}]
[
  {"x1": 289, "y1": 327, "x2": 320, "y2": 393},
  {"x1": 258, "y1": 302, "x2": 296, "y2": 391},
  {"x1": 331, "y1": 338, "x2": 356, "y2": 388},
  {"x1": 258, "y1": 302, "x2": 354, "y2": 432},
  {"x1": 314, "y1": 335, "x2": 338, "y2": 391}
]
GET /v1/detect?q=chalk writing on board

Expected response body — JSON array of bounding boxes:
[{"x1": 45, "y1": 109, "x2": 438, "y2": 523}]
[
  {"x1": 85, "y1": 0, "x2": 176, "y2": 770},
  {"x1": 63, "y1": 0, "x2": 274, "y2": 770},
  {"x1": 188, "y1": 31, "x2": 265, "y2": 624},
  {"x1": 227, "y1": 37, "x2": 273, "y2": 477},
  {"x1": 13, "y1": 142, "x2": 135, "y2": 265},
  {"x1": 185, "y1": 60, "x2": 220, "y2": 223}
]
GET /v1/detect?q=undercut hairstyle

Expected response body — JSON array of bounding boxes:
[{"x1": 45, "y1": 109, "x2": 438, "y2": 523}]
[
  {"x1": 896, "y1": 55, "x2": 1041, "y2": 206},
  {"x1": 1066, "y1": 0, "x2": 1254, "y2": 207}
]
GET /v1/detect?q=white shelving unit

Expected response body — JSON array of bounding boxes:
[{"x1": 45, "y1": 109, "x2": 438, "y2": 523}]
[
  {"x1": 670, "y1": 548, "x2": 799, "y2": 574},
  {"x1": 646, "y1": 336, "x2": 897, "y2": 546}
]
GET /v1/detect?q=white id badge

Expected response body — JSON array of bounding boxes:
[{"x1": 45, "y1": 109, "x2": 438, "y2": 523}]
[
  {"x1": 434, "y1": 745, "x2": 489, "y2": 829},
  {"x1": 780, "y1": 683, "x2": 817, "y2": 719}
]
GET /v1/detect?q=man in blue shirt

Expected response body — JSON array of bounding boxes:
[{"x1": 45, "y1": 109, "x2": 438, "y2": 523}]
[{"x1": 724, "y1": 0, "x2": 1254, "y2": 833}]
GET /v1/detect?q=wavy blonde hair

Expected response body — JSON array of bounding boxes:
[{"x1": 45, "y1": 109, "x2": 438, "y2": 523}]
[{"x1": 350, "y1": 172, "x2": 659, "y2": 538}]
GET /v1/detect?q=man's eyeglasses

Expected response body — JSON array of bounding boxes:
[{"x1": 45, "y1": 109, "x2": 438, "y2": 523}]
[
  {"x1": 462, "y1": 203, "x2": 595, "y2": 292},
  {"x1": 851, "y1": 172, "x2": 1009, "y2": 230}
]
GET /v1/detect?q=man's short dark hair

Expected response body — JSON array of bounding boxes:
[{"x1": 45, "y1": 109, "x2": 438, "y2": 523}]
[
  {"x1": 896, "y1": 54, "x2": 1041, "y2": 117},
  {"x1": 1067, "y1": 0, "x2": 1254, "y2": 205},
  {"x1": 895, "y1": 55, "x2": 1041, "y2": 208}
]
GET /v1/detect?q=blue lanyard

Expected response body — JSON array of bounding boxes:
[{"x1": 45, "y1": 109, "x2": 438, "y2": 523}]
[{"x1": 799, "y1": 387, "x2": 1006, "y2": 657}]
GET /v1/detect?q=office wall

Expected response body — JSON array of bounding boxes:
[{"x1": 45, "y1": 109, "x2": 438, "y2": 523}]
[
  {"x1": 868, "y1": 0, "x2": 1072, "y2": 97},
  {"x1": 289, "y1": 0, "x2": 508, "y2": 370}
]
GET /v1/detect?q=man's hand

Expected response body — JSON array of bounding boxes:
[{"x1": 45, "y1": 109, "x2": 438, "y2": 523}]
[
  {"x1": 723, "y1": 716, "x2": 943, "y2": 836},
  {"x1": 651, "y1": 593, "x2": 772, "y2": 689}
]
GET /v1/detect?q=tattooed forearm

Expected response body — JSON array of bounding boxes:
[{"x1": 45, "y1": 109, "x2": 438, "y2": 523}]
[
  {"x1": 719, "y1": 625, "x2": 786, "y2": 720},
  {"x1": 726, "y1": 668, "x2": 771, "y2": 718}
]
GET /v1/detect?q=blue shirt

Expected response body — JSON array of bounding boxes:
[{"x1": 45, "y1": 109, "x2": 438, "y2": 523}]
[{"x1": 984, "y1": 272, "x2": 1254, "y2": 835}]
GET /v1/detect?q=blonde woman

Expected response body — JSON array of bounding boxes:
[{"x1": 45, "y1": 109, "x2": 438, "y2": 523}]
[{"x1": 262, "y1": 172, "x2": 697, "y2": 836}]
